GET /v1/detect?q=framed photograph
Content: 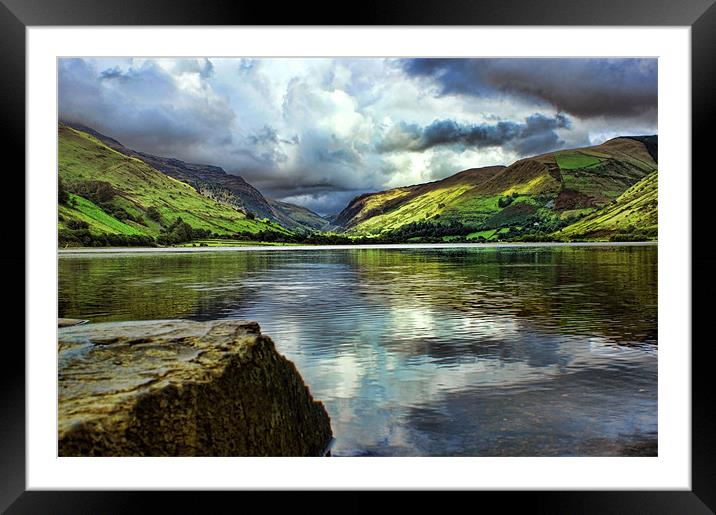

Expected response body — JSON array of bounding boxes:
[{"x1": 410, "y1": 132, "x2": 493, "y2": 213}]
[{"x1": 5, "y1": 0, "x2": 714, "y2": 511}]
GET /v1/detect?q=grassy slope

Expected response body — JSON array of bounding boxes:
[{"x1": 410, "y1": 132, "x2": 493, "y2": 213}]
[
  {"x1": 59, "y1": 194, "x2": 145, "y2": 235},
  {"x1": 338, "y1": 137, "x2": 657, "y2": 237},
  {"x1": 352, "y1": 182, "x2": 476, "y2": 233},
  {"x1": 267, "y1": 198, "x2": 329, "y2": 231},
  {"x1": 341, "y1": 167, "x2": 505, "y2": 233},
  {"x1": 559, "y1": 170, "x2": 658, "y2": 240},
  {"x1": 58, "y1": 125, "x2": 290, "y2": 238},
  {"x1": 555, "y1": 151, "x2": 602, "y2": 169},
  {"x1": 64, "y1": 121, "x2": 326, "y2": 233}
]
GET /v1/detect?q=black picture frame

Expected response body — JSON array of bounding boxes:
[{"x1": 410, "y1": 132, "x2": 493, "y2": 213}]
[{"x1": 3, "y1": 0, "x2": 714, "y2": 512}]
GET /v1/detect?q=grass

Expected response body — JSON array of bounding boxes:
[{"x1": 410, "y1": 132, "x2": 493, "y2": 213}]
[
  {"x1": 579, "y1": 149, "x2": 612, "y2": 159},
  {"x1": 467, "y1": 229, "x2": 497, "y2": 240},
  {"x1": 344, "y1": 166, "x2": 552, "y2": 235},
  {"x1": 441, "y1": 195, "x2": 503, "y2": 226},
  {"x1": 59, "y1": 194, "x2": 143, "y2": 236},
  {"x1": 555, "y1": 151, "x2": 603, "y2": 170},
  {"x1": 559, "y1": 170, "x2": 658, "y2": 239},
  {"x1": 559, "y1": 208, "x2": 595, "y2": 220},
  {"x1": 501, "y1": 173, "x2": 555, "y2": 196},
  {"x1": 350, "y1": 184, "x2": 473, "y2": 234},
  {"x1": 268, "y1": 199, "x2": 328, "y2": 229},
  {"x1": 58, "y1": 125, "x2": 290, "y2": 240},
  {"x1": 342, "y1": 139, "x2": 656, "y2": 239}
]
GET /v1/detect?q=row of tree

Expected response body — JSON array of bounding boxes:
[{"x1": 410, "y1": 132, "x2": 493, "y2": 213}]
[
  {"x1": 58, "y1": 226, "x2": 156, "y2": 247},
  {"x1": 156, "y1": 217, "x2": 212, "y2": 245}
]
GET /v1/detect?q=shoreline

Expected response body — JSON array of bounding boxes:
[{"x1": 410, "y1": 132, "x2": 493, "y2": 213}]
[{"x1": 58, "y1": 240, "x2": 658, "y2": 255}]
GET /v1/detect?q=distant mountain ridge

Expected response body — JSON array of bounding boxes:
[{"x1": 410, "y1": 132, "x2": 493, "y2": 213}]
[
  {"x1": 330, "y1": 166, "x2": 506, "y2": 230},
  {"x1": 331, "y1": 136, "x2": 658, "y2": 241},
  {"x1": 61, "y1": 121, "x2": 328, "y2": 232},
  {"x1": 622, "y1": 135, "x2": 658, "y2": 163},
  {"x1": 58, "y1": 121, "x2": 657, "y2": 245}
]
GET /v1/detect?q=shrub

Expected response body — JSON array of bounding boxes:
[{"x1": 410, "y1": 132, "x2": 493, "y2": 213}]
[
  {"x1": 59, "y1": 228, "x2": 157, "y2": 247},
  {"x1": 156, "y1": 217, "x2": 212, "y2": 245},
  {"x1": 66, "y1": 219, "x2": 89, "y2": 230},
  {"x1": 71, "y1": 180, "x2": 117, "y2": 204},
  {"x1": 498, "y1": 196, "x2": 514, "y2": 208},
  {"x1": 610, "y1": 232, "x2": 648, "y2": 242},
  {"x1": 146, "y1": 206, "x2": 162, "y2": 222},
  {"x1": 58, "y1": 178, "x2": 69, "y2": 205}
]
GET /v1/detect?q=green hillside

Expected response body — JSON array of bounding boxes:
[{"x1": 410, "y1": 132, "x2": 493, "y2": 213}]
[
  {"x1": 57, "y1": 123, "x2": 658, "y2": 247},
  {"x1": 62, "y1": 121, "x2": 328, "y2": 233},
  {"x1": 333, "y1": 137, "x2": 657, "y2": 242},
  {"x1": 58, "y1": 125, "x2": 290, "y2": 246},
  {"x1": 559, "y1": 170, "x2": 658, "y2": 241},
  {"x1": 267, "y1": 198, "x2": 329, "y2": 231},
  {"x1": 333, "y1": 167, "x2": 505, "y2": 233}
]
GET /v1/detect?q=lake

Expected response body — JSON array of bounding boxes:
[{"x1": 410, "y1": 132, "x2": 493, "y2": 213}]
[{"x1": 58, "y1": 243, "x2": 658, "y2": 456}]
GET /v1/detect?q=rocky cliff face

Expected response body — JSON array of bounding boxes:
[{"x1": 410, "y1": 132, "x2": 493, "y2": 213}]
[{"x1": 58, "y1": 320, "x2": 333, "y2": 456}]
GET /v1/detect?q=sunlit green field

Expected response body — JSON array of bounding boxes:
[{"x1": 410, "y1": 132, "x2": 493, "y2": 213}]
[{"x1": 555, "y1": 151, "x2": 603, "y2": 170}]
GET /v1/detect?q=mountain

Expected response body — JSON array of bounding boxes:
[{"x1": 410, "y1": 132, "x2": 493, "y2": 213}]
[
  {"x1": 332, "y1": 137, "x2": 657, "y2": 241},
  {"x1": 61, "y1": 122, "x2": 327, "y2": 232},
  {"x1": 58, "y1": 122, "x2": 657, "y2": 246},
  {"x1": 267, "y1": 198, "x2": 330, "y2": 231},
  {"x1": 330, "y1": 166, "x2": 506, "y2": 231},
  {"x1": 559, "y1": 169, "x2": 658, "y2": 240},
  {"x1": 57, "y1": 124, "x2": 290, "y2": 245}
]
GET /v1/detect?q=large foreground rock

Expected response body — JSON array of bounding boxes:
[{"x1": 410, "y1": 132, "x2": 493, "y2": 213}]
[{"x1": 58, "y1": 320, "x2": 333, "y2": 456}]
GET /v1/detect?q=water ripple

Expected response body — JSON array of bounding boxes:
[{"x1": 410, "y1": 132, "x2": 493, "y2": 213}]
[{"x1": 58, "y1": 245, "x2": 658, "y2": 456}]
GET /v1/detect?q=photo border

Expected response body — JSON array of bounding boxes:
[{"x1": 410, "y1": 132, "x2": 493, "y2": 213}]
[{"x1": 4, "y1": 0, "x2": 714, "y2": 512}]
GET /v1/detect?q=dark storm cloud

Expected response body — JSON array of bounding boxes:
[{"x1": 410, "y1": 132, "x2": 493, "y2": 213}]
[
  {"x1": 378, "y1": 113, "x2": 571, "y2": 156},
  {"x1": 317, "y1": 146, "x2": 362, "y2": 166},
  {"x1": 59, "y1": 58, "x2": 235, "y2": 160},
  {"x1": 235, "y1": 126, "x2": 289, "y2": 167},
  {"x1": 246, "y1": 127, "x2": 374, "y2": 203},
  {"x1": 99, "y1": 66, "x2": 125, "y2": 80},
  {"x1": 402, "y1": 58, "x2": 657, "y2": 121},
  {"x1": 247, "y1": 125, "x2": 279, "y2": 145}
]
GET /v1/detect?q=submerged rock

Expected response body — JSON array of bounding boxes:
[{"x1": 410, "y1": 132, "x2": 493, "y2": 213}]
[
  {"x1": 58, "y1": 319, "x2": 332, "y2": 456},
  {"x1": 58, "y1": 318, "x2": 88, "y2": 327}
]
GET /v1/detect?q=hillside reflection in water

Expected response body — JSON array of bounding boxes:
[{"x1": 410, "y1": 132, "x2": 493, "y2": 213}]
[{"x1": 59, "y1": 245, "x2": 657, "y2": 456}]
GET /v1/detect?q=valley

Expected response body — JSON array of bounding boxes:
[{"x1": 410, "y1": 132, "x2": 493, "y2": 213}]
[{"x1": 58, "y1": 123, "x2": 658, "y2": 247}]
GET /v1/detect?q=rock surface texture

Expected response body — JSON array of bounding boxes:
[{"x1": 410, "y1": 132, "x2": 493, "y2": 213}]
[{"x1": 58, "y1": 320, "x2": 333, "y2": 456}]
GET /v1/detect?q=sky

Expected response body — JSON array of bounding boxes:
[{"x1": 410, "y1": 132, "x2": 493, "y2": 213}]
[{"x1": 58, "y1": 58, "x2": 657, "y2": 215}]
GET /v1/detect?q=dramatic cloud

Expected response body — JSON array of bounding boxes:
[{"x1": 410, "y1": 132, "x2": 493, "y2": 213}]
[
  {"x1": 402, "y1": 58, "x2": 657, "y2": 122},
  {"x1": 58, "y1": 57, "x2": 657, "y2": 215},
  {"x1": 59, "y1": 58, "x2": 235, "y2": 158},
  {"x1": 377, "y1": 113, "x2": 571, "y2": 156}
]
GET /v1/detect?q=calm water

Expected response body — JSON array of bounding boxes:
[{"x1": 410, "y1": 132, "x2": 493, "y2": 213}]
[{"x1": 58, "y1": 244, "x2": 658, "y2": 456}]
